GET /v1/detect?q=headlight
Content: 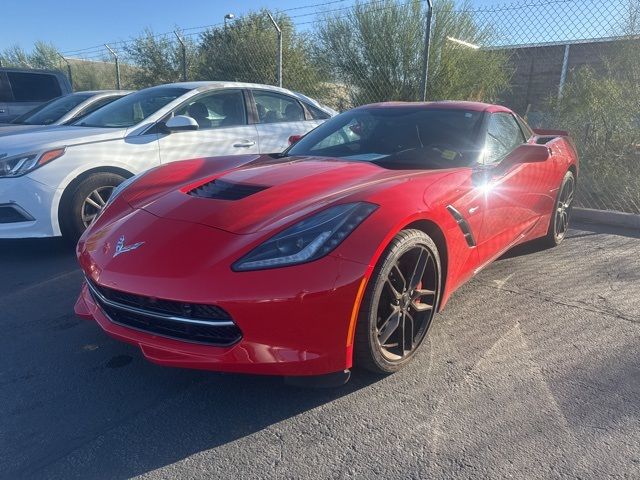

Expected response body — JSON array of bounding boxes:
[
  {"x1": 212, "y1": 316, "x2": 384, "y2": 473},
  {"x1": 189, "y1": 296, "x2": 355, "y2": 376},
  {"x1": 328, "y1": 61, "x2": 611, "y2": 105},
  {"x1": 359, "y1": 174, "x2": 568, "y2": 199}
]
[
  {"x1": 233, "y1": 202, "x2": 378, "y2": 271},
  {"x1": 0, "y1": 148, "x2": 66, "y2": 177}
]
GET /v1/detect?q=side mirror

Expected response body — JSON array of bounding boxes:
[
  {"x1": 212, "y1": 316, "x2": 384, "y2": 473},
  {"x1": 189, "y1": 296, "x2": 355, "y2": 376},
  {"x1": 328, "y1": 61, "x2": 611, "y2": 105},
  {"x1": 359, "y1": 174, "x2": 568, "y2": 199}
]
[
  {"x1": 288, "y1": 134, "x2": 304, "y2": 145},
  {"x1": 476, "y1": 143, "x2": 550, "y2": 183},
  {"x1": 511, "y1": 143, "x2": 550, "y2": 164},
  {"x1": 164, "y1": 115, "x2": 199, "y2": 132}
]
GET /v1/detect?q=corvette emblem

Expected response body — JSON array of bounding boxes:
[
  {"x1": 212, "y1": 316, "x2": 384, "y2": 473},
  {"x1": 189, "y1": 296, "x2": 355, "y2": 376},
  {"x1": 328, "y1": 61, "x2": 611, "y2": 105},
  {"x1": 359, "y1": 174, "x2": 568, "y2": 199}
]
[{"x1": 113, "y1": 235, "x2": 144, "y2": 258}]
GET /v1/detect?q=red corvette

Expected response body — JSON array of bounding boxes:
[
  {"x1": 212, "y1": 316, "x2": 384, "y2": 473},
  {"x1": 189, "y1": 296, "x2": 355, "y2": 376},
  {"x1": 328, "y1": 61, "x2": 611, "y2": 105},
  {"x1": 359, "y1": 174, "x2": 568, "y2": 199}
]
[{"x1": 75, "y1": 101, "x2": 578, "y2": 385}]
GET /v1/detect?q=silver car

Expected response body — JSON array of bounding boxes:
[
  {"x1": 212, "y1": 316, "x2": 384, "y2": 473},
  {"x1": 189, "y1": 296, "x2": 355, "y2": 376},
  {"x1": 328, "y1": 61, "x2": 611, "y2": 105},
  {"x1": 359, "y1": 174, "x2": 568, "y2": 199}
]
[{"x1": 0, "y1": 91, "x2": 132, "y2": 134}]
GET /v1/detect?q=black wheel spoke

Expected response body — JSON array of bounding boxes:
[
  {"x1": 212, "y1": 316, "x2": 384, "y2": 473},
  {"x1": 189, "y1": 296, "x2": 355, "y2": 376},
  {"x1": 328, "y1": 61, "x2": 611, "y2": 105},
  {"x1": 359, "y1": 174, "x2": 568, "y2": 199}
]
[
  {"x1": 390, "y1": 263, "x2": 407, "y2": 292},
  {"x1": 404, "y1": 311, "x2": 415, "y2": 352},
  {"x1": 408, "y1": 247, "x2": 429, "y2": 291},
  {"x1": 378, "y1": 309, "x2": 402, "y2": 346},
  {"x1": 385, "y1": 278, "x2": 402, "y2": 301}
]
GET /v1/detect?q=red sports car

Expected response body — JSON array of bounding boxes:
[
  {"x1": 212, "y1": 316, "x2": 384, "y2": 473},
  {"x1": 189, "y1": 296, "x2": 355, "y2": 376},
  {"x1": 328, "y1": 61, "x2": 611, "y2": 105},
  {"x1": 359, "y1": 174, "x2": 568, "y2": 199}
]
[{"x1": 75, "y1": 101, "x2": 578, "y2": 385}]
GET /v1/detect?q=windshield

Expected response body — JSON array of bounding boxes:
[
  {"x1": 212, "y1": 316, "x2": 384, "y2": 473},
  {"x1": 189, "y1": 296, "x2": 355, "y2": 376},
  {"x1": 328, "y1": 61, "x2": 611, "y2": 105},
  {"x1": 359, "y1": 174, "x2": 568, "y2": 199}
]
[
  {"x1": 11, "y1": 93, "x2": 93, "y2": 125},
  {"x1": 286, "y1": 107, "x2": 485, "y2": 169},
  {"x1": 75, "y1": 87, "x2": 188, "y2": 128}
]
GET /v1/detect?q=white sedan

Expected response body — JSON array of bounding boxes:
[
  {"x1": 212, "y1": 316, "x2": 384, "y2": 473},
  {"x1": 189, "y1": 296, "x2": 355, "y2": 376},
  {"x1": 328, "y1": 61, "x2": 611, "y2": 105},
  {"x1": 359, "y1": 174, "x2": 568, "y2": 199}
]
[{"x1": 0, "y1": 82, "x2": 335, "y2": 241}]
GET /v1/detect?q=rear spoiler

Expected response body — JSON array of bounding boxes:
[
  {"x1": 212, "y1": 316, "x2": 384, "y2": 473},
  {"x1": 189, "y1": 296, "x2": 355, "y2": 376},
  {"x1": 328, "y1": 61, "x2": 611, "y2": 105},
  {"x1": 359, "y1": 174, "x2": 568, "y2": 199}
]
[{"x1": 532, "y1": 128, "x2": 569, "y2": 137}]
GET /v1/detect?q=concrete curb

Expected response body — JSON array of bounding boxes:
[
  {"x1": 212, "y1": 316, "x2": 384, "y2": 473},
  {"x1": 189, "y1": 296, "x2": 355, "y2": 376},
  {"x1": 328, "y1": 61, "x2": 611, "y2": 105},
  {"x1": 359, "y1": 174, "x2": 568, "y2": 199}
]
[{"x1": 573, "y1": 207, "x2": 640, "y2": 230}]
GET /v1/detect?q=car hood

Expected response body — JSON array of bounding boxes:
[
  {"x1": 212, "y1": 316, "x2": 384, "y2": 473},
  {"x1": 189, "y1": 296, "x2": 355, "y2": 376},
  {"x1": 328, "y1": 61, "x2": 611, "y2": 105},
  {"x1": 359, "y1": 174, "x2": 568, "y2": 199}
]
[
  {"x1": 0, "y1": 125, "x2": 125, "y2": 156},
  {"x1": 124, "y1": 155, "x2": 435, "y2": 235}
]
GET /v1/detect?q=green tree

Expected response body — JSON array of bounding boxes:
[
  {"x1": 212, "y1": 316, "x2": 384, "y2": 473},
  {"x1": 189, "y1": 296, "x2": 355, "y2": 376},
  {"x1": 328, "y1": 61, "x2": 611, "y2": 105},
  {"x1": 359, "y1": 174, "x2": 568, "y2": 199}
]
[
  {"x1": 197, "y1": 10, "x2": 327, "y2": 97},
  {"x1": 124, "y1": 28, "x2": 198, "y2": 88},
  {"x1": 0, "y1": 41, "x2": 60, "y2": 69},
  {"x1": 315, "y1": 0, "x2": 510, "y2": 106}
]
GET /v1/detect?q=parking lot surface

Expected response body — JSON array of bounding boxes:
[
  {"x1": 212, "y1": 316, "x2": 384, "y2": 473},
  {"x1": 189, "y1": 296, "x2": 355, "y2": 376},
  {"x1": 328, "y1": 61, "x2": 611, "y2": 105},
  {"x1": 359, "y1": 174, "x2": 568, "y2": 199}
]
[{"x1": 1, "y1": 223, "x2": 639, "y2": 479}]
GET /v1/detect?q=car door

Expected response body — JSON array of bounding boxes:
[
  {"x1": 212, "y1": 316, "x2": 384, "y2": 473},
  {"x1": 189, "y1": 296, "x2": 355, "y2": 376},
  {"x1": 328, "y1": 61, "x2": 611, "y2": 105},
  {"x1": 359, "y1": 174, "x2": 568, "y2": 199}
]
[
  {"x1": 251, "y1": 90, "x2": 322, "y2": 153},
  {"x1": 157, "y1": 88, "x2": 259, "y2": 164},
  {"x1": 473, "y1": 112, "x2": 542, "y2": 266}
]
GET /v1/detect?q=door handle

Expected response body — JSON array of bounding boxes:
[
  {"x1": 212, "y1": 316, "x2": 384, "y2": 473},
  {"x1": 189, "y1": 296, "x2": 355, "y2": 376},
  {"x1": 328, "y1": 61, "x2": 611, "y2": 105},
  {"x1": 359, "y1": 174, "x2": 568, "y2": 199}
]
[
  {"x1": 469, "y1": 206, "x2": 480, "y2": 214},
  {"x1": 233, "y1": 140, "x2": 256, "y2": 148}
]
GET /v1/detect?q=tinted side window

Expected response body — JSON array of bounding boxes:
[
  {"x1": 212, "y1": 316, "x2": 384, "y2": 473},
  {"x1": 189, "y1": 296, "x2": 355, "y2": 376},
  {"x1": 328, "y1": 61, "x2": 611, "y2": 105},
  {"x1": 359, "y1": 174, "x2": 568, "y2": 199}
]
[
  {"x1": 70, "y1": 96, "x2": 122, "y2": 123},
  {"x1": 305, "y1": 103, "x2": 330, "y2": 120},
  {"x1": 7, "y1": 72, "x2": 62, "y2": 102},
  {"x1": 254, "y1": 91, "x2": 304, "y2": 123},
  {"x1": 0, "y1": 73, "x2": 12, "y2": 102},
  {"x1": 175, "y1": 89, "x2": 246, "y2": 129},
  {"x1": 484, "y1": 113, "x2": 526, "y2": 164}
]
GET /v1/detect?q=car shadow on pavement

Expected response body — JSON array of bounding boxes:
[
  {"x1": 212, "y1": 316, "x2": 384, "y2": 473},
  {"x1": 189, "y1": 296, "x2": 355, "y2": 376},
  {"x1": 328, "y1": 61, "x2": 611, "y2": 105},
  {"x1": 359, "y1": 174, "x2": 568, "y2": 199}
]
[{"x1": 17, "y1": 357, "x2": 386, "y2": 478}]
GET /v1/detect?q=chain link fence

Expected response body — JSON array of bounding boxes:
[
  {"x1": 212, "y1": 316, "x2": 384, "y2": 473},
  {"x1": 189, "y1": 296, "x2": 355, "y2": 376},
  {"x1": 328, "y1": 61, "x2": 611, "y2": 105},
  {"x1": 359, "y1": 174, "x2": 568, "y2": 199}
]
[{"x1": 11, "y1": 0, "x2": 639, "y2": 214}]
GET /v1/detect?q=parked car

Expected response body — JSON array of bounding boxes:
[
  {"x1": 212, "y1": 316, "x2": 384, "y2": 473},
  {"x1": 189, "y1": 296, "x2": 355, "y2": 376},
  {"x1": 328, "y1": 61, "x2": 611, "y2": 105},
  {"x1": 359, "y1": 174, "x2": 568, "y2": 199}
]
[
  {"x1": 0, "y1": 90, "x2": 132, "y2": 133},
  {"x1": 74, "y1": 101, "x2": 579, "y2": 386},
  {"x1": 0, "y1": 67, "x2": 72, "y2": 123},
  {"x1": 0, "y1": 81, "x2": 334, "y2": 241}
]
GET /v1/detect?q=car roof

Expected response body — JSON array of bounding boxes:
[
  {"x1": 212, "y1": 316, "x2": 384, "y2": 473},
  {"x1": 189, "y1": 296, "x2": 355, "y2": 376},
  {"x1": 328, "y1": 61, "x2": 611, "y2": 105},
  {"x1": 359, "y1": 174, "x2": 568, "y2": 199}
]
[
  {"x1": 149, "y1": 81, "x2": 315, "y2": 101},
  {"x1": 360, "y1": 100, "x2": 513, "y2": 114},
  {"x1": 74, "y1": 90, "x2": 133, "y2": 96}
]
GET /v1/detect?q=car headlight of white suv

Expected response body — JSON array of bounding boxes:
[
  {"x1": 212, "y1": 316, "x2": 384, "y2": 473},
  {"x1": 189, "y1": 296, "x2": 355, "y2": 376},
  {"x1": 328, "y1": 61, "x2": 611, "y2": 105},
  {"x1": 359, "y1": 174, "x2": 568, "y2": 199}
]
[{"x1": 0, "y1": 148, "x2": 66, "y2": 178}]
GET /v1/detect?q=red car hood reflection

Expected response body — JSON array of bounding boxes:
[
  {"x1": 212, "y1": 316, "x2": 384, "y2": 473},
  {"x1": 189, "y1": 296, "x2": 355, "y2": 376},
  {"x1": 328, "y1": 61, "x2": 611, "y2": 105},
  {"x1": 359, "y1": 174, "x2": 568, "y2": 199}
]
[{"x1": 131, "y1": 155, "x2": 429, "y2": 234}]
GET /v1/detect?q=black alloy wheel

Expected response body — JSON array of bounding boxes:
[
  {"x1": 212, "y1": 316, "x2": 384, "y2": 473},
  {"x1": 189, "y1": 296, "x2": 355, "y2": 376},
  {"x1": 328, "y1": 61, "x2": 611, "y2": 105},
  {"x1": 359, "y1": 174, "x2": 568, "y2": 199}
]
[{"x1": 355, "y1": 229, "x2": 440, "y2": 374}]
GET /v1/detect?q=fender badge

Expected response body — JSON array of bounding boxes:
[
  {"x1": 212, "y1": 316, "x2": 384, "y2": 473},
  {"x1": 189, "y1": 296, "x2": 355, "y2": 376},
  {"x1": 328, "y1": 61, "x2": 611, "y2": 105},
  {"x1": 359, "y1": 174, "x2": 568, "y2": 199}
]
[{"x1": 113, "y1": 235, "x2": 144, "y2": 258}]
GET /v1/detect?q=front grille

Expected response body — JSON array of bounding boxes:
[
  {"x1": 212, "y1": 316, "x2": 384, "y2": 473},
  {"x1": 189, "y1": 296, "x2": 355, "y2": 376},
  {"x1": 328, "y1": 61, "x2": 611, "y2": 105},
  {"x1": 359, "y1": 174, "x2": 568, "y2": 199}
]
[
  {"x1": 0, "y1": 204, "x2": 33, "y2": 224},
  {"x1": 87, "y1": 280, "x2": 242, "y2": 346},
  {"x1": 188, "y1": 179, "x2": 268, "y2": 200}
]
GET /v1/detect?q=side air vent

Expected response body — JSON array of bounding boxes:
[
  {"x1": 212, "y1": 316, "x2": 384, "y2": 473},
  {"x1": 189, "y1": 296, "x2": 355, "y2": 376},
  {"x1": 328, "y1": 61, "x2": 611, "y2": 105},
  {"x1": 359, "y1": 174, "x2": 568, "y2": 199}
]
[
  {"x1": 446, "y1": 205, "x2": 477, "y2": 247},
  {"x1": 188, "y1": 179, "x2": 268, "y2": 200}
]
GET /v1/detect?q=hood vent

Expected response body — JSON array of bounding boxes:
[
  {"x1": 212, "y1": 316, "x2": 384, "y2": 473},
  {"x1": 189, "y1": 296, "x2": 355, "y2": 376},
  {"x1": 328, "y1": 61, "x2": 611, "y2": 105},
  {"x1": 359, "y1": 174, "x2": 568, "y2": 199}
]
[{"x1": 187, "y1": 179, "x2": 269, "y2": 200}]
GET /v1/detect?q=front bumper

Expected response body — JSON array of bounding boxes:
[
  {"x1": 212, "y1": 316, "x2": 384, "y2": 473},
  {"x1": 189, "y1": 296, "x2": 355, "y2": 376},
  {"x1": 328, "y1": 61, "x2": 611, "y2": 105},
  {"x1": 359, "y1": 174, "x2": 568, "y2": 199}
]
[
  {"x1": 0, "y1": 176, "x2": 58, "y2": 238},
  {"x1": 75, "y1": 215, "x2": 369, "y2": 376}
]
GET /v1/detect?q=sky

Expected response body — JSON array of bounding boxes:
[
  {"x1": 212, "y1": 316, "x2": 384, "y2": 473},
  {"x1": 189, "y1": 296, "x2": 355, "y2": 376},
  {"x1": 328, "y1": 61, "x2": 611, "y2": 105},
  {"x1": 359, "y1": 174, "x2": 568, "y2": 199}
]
[
  {"x1": 2, "y1": 0, "x2": 505, "y2": 53},
  {"x1": 1, "y1": 0, "x2": 622, "y2": 55}
]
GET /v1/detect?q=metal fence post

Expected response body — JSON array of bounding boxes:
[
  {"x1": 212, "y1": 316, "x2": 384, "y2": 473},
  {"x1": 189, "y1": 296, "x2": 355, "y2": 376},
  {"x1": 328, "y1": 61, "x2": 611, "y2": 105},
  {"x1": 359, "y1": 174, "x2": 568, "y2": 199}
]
[
  {"x1": 174, "y1": 31, "x2": 187, "y2": 81},
  {"x1": 267, "y1": 12, "x2": 283, "y2": 87},
  {"x1": 558, "y1": 43, "x2": 570, "y2": 99},
  {"x1": 420, "y1": 0, "x2": 434, "y2": 101},
  {"x1": 57, "y1": 53, "x2": 73, "y2": 89},
  {"x1": 104, "y1": 44, "x2": 121, "y2": 89}
]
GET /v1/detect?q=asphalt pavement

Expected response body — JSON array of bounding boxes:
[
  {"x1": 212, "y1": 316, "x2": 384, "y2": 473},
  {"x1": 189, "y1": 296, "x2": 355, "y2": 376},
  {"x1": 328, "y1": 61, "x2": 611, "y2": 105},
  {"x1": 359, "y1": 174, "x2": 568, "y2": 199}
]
[{"x1": 1, "y1": 222, "x2": 639, "y2": 479}]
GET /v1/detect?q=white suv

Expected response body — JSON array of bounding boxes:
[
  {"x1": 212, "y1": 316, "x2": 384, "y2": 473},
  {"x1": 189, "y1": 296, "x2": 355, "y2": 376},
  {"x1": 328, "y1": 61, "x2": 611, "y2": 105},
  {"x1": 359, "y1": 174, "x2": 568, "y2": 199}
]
[{"x1": 0, "y1": 82, "x2": 335, "y2": 241}]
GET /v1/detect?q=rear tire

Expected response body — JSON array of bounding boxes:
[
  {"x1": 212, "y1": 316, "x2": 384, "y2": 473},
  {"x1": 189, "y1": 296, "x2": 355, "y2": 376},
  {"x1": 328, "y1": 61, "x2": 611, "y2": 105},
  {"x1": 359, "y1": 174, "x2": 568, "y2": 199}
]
[
  {"x1": 60, "y1": 173, "x2": 125, "y2": 244},
  {"x1": 354, "y1": 229, "x2": 441, "y2": 374},
  {"x1": 541, "y1": 170, "x2": 575, "y2": 248}
]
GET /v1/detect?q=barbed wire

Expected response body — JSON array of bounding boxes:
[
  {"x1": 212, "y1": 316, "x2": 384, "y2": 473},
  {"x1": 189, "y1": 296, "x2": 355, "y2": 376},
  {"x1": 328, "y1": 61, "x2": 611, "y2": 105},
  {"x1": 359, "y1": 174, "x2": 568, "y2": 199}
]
[{"x1": 60, "y1": 0, "x2": 588, "y2": 58}]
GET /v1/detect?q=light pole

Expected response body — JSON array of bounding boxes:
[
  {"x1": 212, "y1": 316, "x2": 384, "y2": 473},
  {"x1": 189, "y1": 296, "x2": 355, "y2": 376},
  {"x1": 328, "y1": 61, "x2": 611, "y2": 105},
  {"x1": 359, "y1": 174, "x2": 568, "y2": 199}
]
[
  {"x1": 174, "y1": 30, "x2": 187, "y2": 81},
  {"x1": 224, "y1": 13, "x2": 235, "y2": 29},
  {"x1": 419, "y1": 0, "x2": 434, "y2": 102},
  {"x1": 266, "y1": 12, "x2": 282, "y2": 87}
]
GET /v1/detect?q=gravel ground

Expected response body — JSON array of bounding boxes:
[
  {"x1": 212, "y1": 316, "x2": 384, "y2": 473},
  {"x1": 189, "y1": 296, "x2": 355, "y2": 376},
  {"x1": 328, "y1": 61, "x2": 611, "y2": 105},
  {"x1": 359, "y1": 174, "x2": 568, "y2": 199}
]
[{"x1": 1, "y1": 222, "x2": 638, "y2": 479}]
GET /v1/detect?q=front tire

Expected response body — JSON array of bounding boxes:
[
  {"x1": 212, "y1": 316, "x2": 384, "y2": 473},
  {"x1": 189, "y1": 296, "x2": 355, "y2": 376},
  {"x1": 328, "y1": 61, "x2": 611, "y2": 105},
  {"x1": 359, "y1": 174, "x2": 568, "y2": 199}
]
[
  {"x1": 354, "y1": 229, "x2": 441, "y2": 374},
  {"x1": 60, "y1": 173, "x2": 125, "y2": 244}
]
